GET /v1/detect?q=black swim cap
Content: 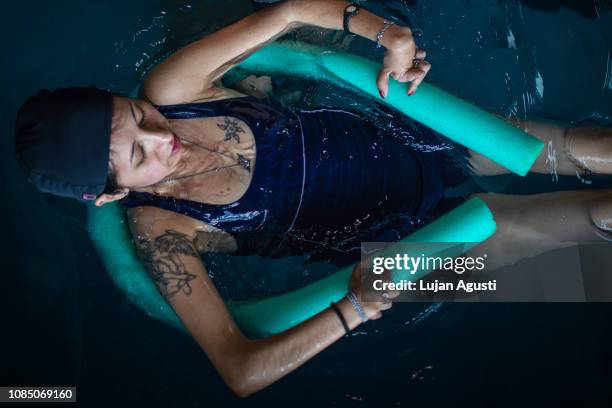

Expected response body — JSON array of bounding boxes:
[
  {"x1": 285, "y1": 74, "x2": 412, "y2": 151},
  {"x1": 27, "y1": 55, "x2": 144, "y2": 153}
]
[{"x1": 15, "y1": 86, "x2": 113, "y2": 202}]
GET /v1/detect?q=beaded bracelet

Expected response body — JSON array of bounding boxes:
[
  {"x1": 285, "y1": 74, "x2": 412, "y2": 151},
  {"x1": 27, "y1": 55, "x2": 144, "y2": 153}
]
[
  {"x1": 347, "y1": 291, "x2": 369, "y2": 323},
  {"x1": 376, "y1": 19, "x2": 395, "y2": 48}
]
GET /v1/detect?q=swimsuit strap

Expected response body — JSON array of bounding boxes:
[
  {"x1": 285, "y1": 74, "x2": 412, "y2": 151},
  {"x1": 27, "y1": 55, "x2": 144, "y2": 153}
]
[
  {"x1": 120, "y1": 96, "x2": 307, "y2": 237},
  {"x1": 156, "y1": 96, "x2": 291, "y2": 130}
]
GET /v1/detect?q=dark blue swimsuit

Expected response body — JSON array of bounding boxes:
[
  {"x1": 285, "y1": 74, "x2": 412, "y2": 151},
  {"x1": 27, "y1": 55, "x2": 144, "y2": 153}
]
[{"x1": 120, "y1": 97, "x2": 469, "y2": 266}]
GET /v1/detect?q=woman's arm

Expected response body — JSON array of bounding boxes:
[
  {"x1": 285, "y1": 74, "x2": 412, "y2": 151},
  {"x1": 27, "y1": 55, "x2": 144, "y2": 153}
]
[
  {"x1": 289, "y1": 0, "x2": 413, "y2": 52},
  {"x1": 289, "y1": 0, "x2": 429, "y2": 96},
  {"x1": 142, "y1": 2, "x2": 293, "y2": 104},
  {"x1": 143, "y1": 0, "x2": 428, "y2": 104},
  {"x1": 128, "y1": 206, "x2": 392, "y2": 397}
]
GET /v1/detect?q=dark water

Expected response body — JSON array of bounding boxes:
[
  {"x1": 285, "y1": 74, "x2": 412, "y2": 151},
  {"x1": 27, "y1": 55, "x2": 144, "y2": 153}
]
[{"x1": 3, "y1": 0, "x2": 612, "y2": 406}]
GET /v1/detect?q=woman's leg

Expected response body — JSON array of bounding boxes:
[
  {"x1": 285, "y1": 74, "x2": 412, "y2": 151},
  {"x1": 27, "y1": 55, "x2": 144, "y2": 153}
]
[
  {"x1": 468, "y1": 118, "x2": 612, "y2": 177},
  {"x1": 467, "y1": 189, "x2": 612, "y2": 271}
]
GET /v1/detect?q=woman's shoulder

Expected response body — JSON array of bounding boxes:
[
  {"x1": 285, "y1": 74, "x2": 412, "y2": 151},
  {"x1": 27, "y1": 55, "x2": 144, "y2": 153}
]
[
  {"x1": 125, "y1": 204, "x2": 237, "y2": 253},
  {"x1": 126, "y1": 205, "x2": 203, "y2": 239}
]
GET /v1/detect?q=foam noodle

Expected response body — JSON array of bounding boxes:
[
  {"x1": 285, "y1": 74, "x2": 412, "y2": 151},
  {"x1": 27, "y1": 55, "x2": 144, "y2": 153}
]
[
  {"x1": 235, "y1": 42, "x2": 544, "y2": 176},
  {"x1": 87, "y1": 198, "x2": 495, "y2": 337}
]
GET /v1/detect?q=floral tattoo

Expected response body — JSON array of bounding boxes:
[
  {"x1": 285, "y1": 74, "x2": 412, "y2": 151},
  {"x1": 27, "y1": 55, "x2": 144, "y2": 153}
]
[
  {"x1": 217, "y1": 117, "x2": 245, "y2": 143},
  {"x1": 135, "y1": 229, "x2": 198, "y2": 299}
]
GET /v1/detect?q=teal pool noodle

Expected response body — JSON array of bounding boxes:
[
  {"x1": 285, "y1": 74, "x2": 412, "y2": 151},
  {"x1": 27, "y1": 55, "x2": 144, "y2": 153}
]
[
  {"x1": 235, "y1": 43, "x2": 544, "y2": 176},
  {"x1": 87, "y1": 198, "x2": 495, "y2": 337}
]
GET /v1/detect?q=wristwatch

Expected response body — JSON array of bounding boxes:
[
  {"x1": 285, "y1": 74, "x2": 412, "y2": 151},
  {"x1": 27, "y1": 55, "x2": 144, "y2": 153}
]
[{"x1": 343, "y1": 3, "x2": 360, "y2": 35}]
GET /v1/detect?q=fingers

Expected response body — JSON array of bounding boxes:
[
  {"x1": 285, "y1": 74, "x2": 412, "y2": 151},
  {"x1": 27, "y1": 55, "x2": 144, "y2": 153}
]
[
  {"x1": 378, "y1": 50, "x2": 431, "y2": 97},
  {"x1": 378, "y1": 270, "x2": 399, "y2": 315},
  {"x1": 381, "y1": 269, "x2": 397, "y2": 286},
  {"x1": 380, "y1": 290, "x2": 397, "y2": 307},
  {"x1": 352, "y1": 265, "x2": 401, "y2": 321},
  {"x1": 407, "y1": 60, "x2": 431, "y2": 95},
  {"x1": 388, "y1": 289, "x2": 400, "y2": 299},
  {"x1": 371, "y1": 312, "x2": 383, "y2": 320},
  {"x1": 390, "y1": 71, "x2": 401, "y2": 81},
  {"x1": 381, "y1": 270, "x2": 400, "y2": 300},
  {"x1": 377, "y1": 68, "x2": 391, "y2": 99},
  {"x1": 414, "y1": 49, "x2": 426, "y2": 60}
]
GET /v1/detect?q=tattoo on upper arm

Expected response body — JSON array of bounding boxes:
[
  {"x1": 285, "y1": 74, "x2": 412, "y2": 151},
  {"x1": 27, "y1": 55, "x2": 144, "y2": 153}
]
[
  {"x1": 217, "y1": 117, "x2": 245, "y2": 143},
  {"x1": 135, "y1": 229, "x2": 199, "y2": 300}
]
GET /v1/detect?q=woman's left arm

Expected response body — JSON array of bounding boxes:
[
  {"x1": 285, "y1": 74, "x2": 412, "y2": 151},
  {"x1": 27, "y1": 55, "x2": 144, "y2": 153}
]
[{"x1": 143, "y1": 0, "x2": 427, "y2": 105}]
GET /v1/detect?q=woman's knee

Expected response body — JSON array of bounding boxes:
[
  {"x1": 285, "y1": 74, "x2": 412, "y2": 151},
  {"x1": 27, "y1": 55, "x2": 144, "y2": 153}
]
[
  {"x1": 588, "y1": 193, "x2": 612, "y2": 235},
  {"x1": 565, "y1": 127, "x2": 612, "y2": 174},
  {"x1": 467, "y1": 191, "x2": 612, "y2": 246}
]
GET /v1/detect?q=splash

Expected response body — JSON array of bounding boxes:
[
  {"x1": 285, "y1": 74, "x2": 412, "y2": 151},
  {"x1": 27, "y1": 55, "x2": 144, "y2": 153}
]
[
  {"x1": 404, "y1": 303, "x2": 443, "y2": 326},
  {"x1": 575, "y1": 170, "x2": 593, "y2": 185},
  {"x1": 603, "y1": 52, "x2": 612, "y2": 91},
  {"x1": 410, "y1": 364, "x2": 434, "y2": 380},
  {"x1": 545, "y1": 140, "x2": 559, "y2": 183},
  {"x1": 507, "y1": 28, "x2": 517, "y2": 49},
  {"x1": 535, "y1": 70, "x2": 544, "y2": 99}
]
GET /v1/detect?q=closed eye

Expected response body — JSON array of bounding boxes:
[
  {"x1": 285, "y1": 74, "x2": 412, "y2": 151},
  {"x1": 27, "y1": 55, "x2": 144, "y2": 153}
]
[
  {"x1": 137, "y1": 143, "x2": 146, "y2": 167},
  {"x1": 138, "y1": 106, "x2": 146, "y2": 126},
  {"x1": 131, "y1": 141, "x2": 146, "y2": 168},
  {"x1": 129, "y1": 101, "x2": 146, "y2": 127}
]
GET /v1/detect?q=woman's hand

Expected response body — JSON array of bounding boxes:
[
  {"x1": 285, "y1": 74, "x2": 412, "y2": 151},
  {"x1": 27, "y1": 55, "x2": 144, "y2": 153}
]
[
  {"x1": 348, "y1": 260, "x2": 399, "y2": 320},
  {"x1": 376, "y1": 26, "x2": 431, "y2": 99},
  {"x1": 287, "y1": 1, "x2": 431, "y2": 99}
]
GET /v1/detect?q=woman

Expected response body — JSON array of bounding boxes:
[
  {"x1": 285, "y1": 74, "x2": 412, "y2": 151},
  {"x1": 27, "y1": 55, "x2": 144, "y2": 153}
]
[{"x1": 14, "y1": 0, "x2": 612, "y2": 397}]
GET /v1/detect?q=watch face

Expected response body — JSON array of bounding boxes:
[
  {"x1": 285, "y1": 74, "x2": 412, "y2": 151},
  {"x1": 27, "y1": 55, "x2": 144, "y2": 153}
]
[{"x1": 347, "y1": 5, "x2": 357, "y2": 13}]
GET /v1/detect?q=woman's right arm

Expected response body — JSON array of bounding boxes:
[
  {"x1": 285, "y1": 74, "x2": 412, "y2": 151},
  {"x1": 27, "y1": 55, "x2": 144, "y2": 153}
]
[
  {"x1": 128, "y1": 206, "x2": 390, "y2": 397},
  {"x1": 142, "y1": 0, "x2": 427, "y2": 105}
]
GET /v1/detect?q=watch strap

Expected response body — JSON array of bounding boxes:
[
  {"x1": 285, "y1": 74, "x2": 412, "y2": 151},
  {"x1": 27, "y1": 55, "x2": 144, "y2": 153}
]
[{"x1": 343, "y1": 3, "x2": 360, "y2": 35}]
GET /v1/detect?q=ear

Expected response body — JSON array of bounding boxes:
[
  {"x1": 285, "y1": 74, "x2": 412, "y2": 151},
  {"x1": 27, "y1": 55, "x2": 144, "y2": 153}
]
[{"x1": 94, "y1": 188, "x2": 129, "y2": 207}]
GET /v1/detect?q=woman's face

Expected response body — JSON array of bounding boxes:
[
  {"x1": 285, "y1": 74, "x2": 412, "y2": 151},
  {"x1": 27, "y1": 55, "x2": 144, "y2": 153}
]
[{"x1": 109, "y1": 96, "x2": 181, "y2": 189}]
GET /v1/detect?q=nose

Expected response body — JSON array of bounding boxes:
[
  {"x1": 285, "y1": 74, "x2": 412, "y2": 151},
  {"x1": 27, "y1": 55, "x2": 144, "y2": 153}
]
[
  {"x1": 140, "y1": 126, "x2": 173, "y2": 161},
  {"x1": 143, "y1": 124, "x2": 172, "y2": 141}
]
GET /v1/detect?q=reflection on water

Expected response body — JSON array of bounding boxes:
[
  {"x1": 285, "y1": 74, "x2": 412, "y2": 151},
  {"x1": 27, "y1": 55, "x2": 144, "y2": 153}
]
[{"x1": 519, "y1": 0, "x2": 612, "y2": 19}]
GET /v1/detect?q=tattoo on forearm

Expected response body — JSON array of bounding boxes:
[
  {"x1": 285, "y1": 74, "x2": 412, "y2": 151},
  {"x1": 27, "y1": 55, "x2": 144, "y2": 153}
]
[
  {"x1": 135, "y1": 229, "x2": 198, "y2": 299},
  {"x1": 217, "y1": 117, "x2": 245, "y2": 143}
]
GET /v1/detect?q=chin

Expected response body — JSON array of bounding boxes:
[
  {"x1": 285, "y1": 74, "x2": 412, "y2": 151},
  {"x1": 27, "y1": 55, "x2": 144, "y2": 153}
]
[{"x1": 153, "y1": 174, "x2": 172, "y2": 186}]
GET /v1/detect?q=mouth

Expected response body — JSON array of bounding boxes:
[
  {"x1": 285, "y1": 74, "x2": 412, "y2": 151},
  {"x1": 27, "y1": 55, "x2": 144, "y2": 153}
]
[{"x1": 170, "y1": 133, "x2": 181, "y2": 157}]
